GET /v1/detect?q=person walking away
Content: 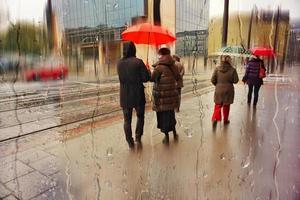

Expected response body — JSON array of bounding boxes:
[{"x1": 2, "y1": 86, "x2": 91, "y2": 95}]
[
  {"x1": 151, "y1": 48, "x2": 180, "y2": 144},
  {"x1": 117, "y1": 42, "x2": 150, "y2": 149},
  {"x1": 211, "y1": 55, "x2": 239, "y2": 128},
  {"x1": 172, "y1": 54, "x2": 185, "y2": 112},
  {"x1": 242, "y1": 56, "x2": 266, "y2": 107}
]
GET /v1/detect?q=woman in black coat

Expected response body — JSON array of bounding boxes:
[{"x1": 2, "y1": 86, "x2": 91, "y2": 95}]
[
  {"x1": 242, "y1": 56, "x2": 266, "y2": 107},
  {"x1": 117, "y1": 42, "x2": 150, "y2": 149}
]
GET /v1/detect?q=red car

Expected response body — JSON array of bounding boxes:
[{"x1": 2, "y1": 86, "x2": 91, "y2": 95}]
[{"x1": 25, "y1": 65, "x2": 68, "y2": 81}]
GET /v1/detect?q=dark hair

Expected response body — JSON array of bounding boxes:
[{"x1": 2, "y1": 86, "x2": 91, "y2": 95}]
[
  {"x1": 158, "y1": 47, "x2": 170, "y2": 56},
  {"x1": 123, "y1": 41, "x2": 136, "y2": 58}
]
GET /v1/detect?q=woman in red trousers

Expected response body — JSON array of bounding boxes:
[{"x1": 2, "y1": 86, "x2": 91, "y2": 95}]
[{"x1": 211, "y1": 55, "x2": 239, "y2": 128}]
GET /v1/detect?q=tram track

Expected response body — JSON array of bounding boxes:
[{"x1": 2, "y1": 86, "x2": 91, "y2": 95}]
[{"x1": 0, "y1": 79, "x2": 213, "y2": 143}]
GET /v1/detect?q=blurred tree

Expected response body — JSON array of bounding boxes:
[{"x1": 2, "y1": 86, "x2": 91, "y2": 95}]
[{"x1": 3, "y1": 22, "x2": 46, "y2": 55}]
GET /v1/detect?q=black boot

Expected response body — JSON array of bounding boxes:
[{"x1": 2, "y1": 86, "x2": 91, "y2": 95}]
[
  {"x1": 173, "y1": 129, "x2": 178, "y2": 141},
  {"x1": 212, "y1": 120, "x2": 217, "y2": 132},
  {"x1": 135, "y1": 135, "x2": 142, "y2": 144},
  {"x1": 162, "y1": 132, "x2": 169, "y2": 144},
  {"x1": 135, "y1": 135, "x2": 143, "y2": 150},
  {"x1": 127, "y1": 138, "x2": 135, "y2": 149},
  {"x1": 212, "y1": 120, "x2": 218, "y2": 128}
]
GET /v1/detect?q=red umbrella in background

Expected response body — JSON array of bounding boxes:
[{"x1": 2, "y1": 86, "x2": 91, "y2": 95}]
[
  {"x1": 250, "y1": 47, "x2": 275, "y2": 56},
  {"x1": 121, "y1": 22, "x2": 176, "y2": 46}
]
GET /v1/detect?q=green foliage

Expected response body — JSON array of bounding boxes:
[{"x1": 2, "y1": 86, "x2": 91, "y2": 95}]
[{"x1": 3, "y1": 22, "x2": 47, "y2": 54}]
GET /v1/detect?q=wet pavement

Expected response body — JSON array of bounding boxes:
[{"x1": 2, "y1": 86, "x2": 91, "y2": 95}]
[{"x1": 0, "y1": 66, "x2": 300, "y2": 200}]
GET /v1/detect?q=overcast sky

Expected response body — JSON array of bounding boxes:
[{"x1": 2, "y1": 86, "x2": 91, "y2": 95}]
[
  {"x1": 2, "y1": 0, "x2": 47, "y2": 24},
  {"x1": 2, "y1": 0, "x2": 300, "y2": 24},
  {"x1": 210, "y1": 0, "x2": 300, "y2": 19}
]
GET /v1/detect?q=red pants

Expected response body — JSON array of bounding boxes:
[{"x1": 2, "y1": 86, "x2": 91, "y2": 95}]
[{"x1": 212, "y1": 104, "x2": 230, "y2": 122}]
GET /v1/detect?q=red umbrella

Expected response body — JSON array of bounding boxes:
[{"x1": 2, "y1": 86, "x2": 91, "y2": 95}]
[
  {"x1": 121, "y1": 22, "x2": 176, "y2": 46},
  {"x1": 250, "y1": 47, "x2": 275, "y2": 56},
  {"x1": 122, "y1": 22, "x2": 176, "y2": 67}
]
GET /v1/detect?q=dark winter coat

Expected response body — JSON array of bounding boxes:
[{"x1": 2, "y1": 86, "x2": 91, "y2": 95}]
[
  {"x1": 211, "y1": 61, "x2": 239, "y2": 105},
  {"x1": 117, "y1": 43, "x2": 150, "y2": 108},
  {"x1": 242, "y1": 58, "x2": 265, "y2": 86},
  {"x1": 151, "y1": 55, "x2": 180, "y2": 112}
]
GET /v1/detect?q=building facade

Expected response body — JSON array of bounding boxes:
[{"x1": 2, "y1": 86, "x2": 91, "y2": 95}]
[
  {"x1": 175, "y1": 0, "x2": 210, "y2": 72},
  {"x1": 48, "y1": 0, "x2": 148, "y2": 78},
  {"x1": 288, "y1": 19, "x2": 300, "y2": 64},
  {"x1": 47, "y1": 0, "x2": 209, "y2": 79}
]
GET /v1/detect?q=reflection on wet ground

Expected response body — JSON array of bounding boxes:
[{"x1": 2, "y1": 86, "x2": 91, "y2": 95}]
[{"x1": 0, "y1": 67, "x2": 300, "y2": 199}]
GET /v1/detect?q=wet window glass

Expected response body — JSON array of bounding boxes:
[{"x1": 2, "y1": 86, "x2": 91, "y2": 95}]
[{"x1": 0, "y1": 0, "x2": 299, "y2": 199}]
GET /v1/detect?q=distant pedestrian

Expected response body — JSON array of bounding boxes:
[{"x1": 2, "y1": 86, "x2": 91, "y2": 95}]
[
  {"x1": 211, "y1": 55, "x2": 239, "y2": 127},
  {"x1": 242, "y1": 56, "x2": 266, "y2": 107},
  {"x1": 117, "y1": 42, "x2": 150, "y2": 149},
  {"x1": 172, "y1": 54, "x2": 185, "y2": 112},
  {"x1": 151, "y1": 48, "x2": 180, "y2": 144}
]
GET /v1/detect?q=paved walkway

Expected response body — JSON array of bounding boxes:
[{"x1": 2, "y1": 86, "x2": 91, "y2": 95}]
[{"x1": 0, "y1": 66, "x2": 299, "y2": 200}]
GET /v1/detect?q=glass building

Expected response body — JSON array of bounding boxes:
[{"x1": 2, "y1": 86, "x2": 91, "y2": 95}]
[
  {"x1": 48, "y1": 0, "x2": 148, "y2": 77},
  {"x1": 50, "y1": 0, "x2": 147, "y2": 45},
  {"x1": 175, "y1": 0, "x2": 209, "y2": 57},
  {"x1": 62, "y1": 0, "x2": 145, "y2": 29},
  {"x1": 47, "y1": 0, "x2": 209, "y2": 76}
]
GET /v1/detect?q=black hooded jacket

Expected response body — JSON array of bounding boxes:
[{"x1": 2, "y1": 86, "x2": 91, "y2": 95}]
[{"x1": 117, "y1": 42, "x2": 150, "y2": 108}]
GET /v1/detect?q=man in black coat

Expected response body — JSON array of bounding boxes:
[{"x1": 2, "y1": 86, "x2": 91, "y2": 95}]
[{"x1": 117, "y1": 42, "x2": 150, "y2": 149}]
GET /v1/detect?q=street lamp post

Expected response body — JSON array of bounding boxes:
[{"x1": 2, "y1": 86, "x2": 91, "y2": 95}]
[
  {"x1": 105, "y1": 3, "x2": 108, "y2": 28},
  {"x1": 82, "y1": 1, "x2": 119, "y2": 79},
  {"x1": 247, "y1": 5, "x2": 257, "y2": 49},
  {"x1": 104, "y1": 3, "x2": 109, "y2": 76},
  {"x1": 103, "y1": 2, "x2": 118, "y2": 76},
  {"x1": 93, "y1": 36, "x2": 98, "y2": 78},
  {"x1": 271, "y1": 6, "x2": 280, "y2": 73},
  {"x1": 222, "y1": 0, "x2": 229, "y2": 47}
]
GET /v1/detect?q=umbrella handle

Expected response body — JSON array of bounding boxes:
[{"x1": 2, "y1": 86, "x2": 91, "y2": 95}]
[
  {"x1": 147, "y1": 46, "x2": 149, "y2": 63},
  {"x1": 147, "y1": 32, "x2": 150, "y2": 67}
]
